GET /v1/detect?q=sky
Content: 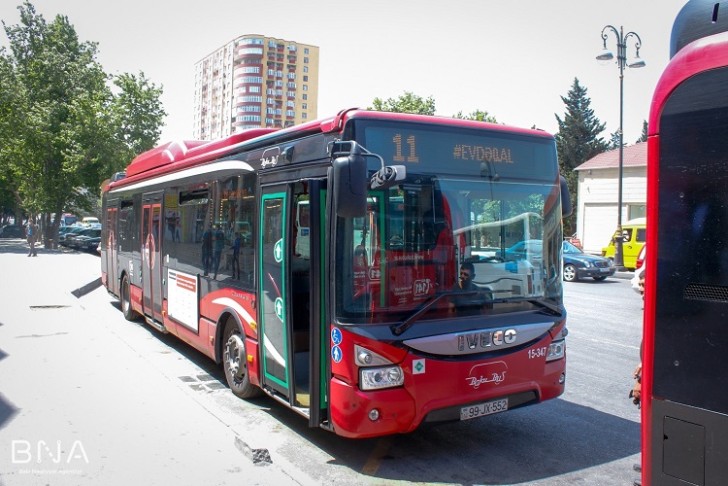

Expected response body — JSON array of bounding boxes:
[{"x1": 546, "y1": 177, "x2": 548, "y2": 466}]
[{"x1": 0, "y1": 0, "x2": 689, "y2": 145}]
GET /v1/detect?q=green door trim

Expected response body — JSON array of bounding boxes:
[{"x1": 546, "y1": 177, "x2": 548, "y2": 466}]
[{"x1": 259, "y1": 191, "x2": 289, "y2": 391}]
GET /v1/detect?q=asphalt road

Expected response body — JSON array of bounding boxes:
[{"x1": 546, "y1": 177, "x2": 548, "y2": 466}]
[{"x1": 0, "y1": 239, "x2": 644, "y2": 485}]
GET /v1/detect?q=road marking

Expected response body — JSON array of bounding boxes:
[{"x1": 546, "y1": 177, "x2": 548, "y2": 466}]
[{"x1": 361, "y1": 437, "x2": 392, "y2": 475}]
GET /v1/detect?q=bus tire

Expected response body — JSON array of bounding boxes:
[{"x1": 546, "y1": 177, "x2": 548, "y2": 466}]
[
  {"x1": 222, "y1": 321, "x2": 261, "y2": 399},
  {"x1": 121, "y1": 276, "x2": 137, "y2": 321}
]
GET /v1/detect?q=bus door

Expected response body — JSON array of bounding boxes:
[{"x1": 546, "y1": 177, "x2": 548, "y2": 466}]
[
  {"x1": 259, "y1": 181, "x2": 326, "y2": 424},
  {"x1": 105, "y1": 206, "x2": 118, "y2": 294},
  {"x1": 141, "y1": 193, "x2": 163, "y2": 322}
]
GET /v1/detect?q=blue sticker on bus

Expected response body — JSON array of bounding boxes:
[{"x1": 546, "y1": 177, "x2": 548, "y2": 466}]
[
  {"x1": 331, "y1": 327, "x2": 342, "y2": 346},
  {"x1": 331, "y1": 345, "x2": 342, "y2": 363}
]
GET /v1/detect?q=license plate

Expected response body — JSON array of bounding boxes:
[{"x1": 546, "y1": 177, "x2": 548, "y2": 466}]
[
  {"x1": 460, "y1": 398, "x2": 509, "y2": 420},
  {"x1": 600, "y1": 268, "x2": 611, "y2": 273}
]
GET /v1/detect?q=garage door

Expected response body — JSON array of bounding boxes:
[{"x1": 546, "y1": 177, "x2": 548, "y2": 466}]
[{"x1": 582, "y1": 204, "x2": 618, "y2": 254}]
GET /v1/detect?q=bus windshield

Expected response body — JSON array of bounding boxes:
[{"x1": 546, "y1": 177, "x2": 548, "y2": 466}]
[
  {"x1": 336, "y1": 173, "x2": 563, "y2": 323},
  {"x1": 335, "y1": 119, "x2": 563, "y2": 324}
]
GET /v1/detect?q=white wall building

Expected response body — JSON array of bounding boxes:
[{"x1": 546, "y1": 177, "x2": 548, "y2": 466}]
[
  {"x1": 193, "y1": 35, "x2": 319, "y2": 140},
  {"x1": 574, "y1": 142, "x2": 647, "y2": 254}
]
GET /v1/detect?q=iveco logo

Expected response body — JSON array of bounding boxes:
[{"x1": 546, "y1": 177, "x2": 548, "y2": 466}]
[{"x1": 457, "y1": 329, "x2": 517, "y2": 351}]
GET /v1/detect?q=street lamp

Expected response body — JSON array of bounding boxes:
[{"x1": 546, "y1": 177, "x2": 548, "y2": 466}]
[{"x1": 596, "y1": 25, "x2": 645, "y2": 269}]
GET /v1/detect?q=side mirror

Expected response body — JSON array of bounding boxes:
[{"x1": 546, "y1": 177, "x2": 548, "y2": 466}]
[
  {"x1": 560, "y1": 176, "x2": 573, "y2": 218},
  {"x1": 332, "y1": 151, "x2": 367, "y2": 218}
]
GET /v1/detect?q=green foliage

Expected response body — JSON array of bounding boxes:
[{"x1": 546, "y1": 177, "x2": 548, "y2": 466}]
[
  {"x1": 370, "y1": 91, "x2": 436, "y2": 115},
  {"x1": 554, "y1": 78, "x2": 608, "y2": 234},
  {"x1": 607, "y1": 130, "x2": 623, "y2": 150},
  {"x1": 636, "y1": 120, "x2": 648, "y2": 143},
  {"x1": 453, "y1": 109, "x2": 498, "y2": 123},
  {"x1": 0, "y1": 1, "x2": 165, "y2": 234}
]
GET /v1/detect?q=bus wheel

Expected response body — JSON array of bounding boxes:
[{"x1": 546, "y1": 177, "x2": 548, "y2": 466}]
[
  {"x1": 121, "y1": 276, "x2": 136, "y2": 321},
  {"x1": 223, "y1": 322, "x2": 261, "y2": 399}
]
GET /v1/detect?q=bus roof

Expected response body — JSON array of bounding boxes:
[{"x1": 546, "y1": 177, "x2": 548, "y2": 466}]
[
  {"x1": 649, "y1": 31, "x2": 728, "y2": 136},
  {"x1": 108, "y1": 108, "x2": 554, "y2": 191}
]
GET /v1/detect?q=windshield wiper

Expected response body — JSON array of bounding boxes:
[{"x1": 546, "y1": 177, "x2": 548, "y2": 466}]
[
  {"x1": 391, "y1": 290, "x2": 480, "y2": 336},
  {"x1": 504, "y1": 298, "x2": 561, "y2": 316},
  {"x1": 391, "y1": 294, "x2": 561, "y2": 336},
  {"x1": 392, "y1": 291, "x2": 466, "y2": 336}
]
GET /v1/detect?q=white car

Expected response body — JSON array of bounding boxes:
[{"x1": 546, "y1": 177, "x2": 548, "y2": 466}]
[
  {"x1": 81, "y1": 216, "x2": 99, "y2": 226},
  {"x1": 631, "y1": 253, "x2": 645, "y2": 294},
  {"x1": 630, "y1": 244, "x2": 647, "y2": 294}
]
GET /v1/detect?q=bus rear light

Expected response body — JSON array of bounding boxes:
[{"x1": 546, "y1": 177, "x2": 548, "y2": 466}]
[
  {"x1": 360, "y1": 365, "x2": 404, "y2": 390},
  {"x1": 368, "y1": 409, "x2": 380, "y2": 421},
  {"x1": 546, "y1": 339, "x2": 565, "y2": 362}
]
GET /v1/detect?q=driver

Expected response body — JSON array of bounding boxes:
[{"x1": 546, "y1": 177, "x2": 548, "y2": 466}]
[{"x1": 449, "y1": 262, "x2": 492, "y2": 315}]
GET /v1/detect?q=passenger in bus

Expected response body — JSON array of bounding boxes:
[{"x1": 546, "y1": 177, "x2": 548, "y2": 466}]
[
  {"x1": 449, "y1": 262, "x2": 492, "y2": 315},
  {"x1": 202, "y1": 226, "x2": 213, "y2": 276},
  {"x1": 231, "y1": 232, "x2": 241, "y2": 280},
  {"x1": 212, "y1": 224, "x2": 225, "y2": 279},
  {"x1": 352, "y1": 245, "x2": 369, "y2": 305}
]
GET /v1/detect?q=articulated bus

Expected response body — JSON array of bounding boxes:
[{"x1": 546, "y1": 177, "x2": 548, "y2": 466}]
[
  {"x1": 100, "y1": 108, "x2": 571, "y2": 439},
  {"x1": 643, "y1": 1, "x2": 728, "y2": 483}
]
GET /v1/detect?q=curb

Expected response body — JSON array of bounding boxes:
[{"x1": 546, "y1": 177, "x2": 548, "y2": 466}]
[{"x1": 613, "y1": 271, "x2": 634, "y2": 280}]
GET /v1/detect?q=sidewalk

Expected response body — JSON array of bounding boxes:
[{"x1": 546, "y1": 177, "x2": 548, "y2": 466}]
[{"x1": 0, "y1": 239, "x2": 304, "y2": 486}]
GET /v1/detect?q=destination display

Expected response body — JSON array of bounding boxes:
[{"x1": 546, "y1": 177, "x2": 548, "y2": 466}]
[{"x1": 359, "y1": 123, "x2": 558, "y2": 181}]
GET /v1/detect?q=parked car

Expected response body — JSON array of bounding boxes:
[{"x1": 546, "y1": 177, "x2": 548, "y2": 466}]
[
  {"x1": 68, "y1": 228, "x2": 101, "y2": 249},
  {"x1": 59, "y1": 226, "x2": 88, "y2": 246},
  {"x1": 0, "y1": 224, "x2": 25, "y2": 238},
  {"x1": 601, "y1": 217, "x2": 646, "y2": 270},
  {"x1": 77, "y1": 234, "x2": 101, "y2": 253},
  {"x1": 563, "y1": 240, "x2": 615, "y2": 282},
  {"x1": 632, "y1": 246, "x2": 647, "y2": 294},
  {"x1": 635, "y1": 244, "x2": 646, "y2": 270},
  {"x1": 80, "y1": 216, "x2": 100, "y2": 227}
]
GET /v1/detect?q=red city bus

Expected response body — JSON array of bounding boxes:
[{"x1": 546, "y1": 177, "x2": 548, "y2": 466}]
[
  {"x1": 101, "y1": 109, "x2": 571, "y2": 438},
  {"x1": 642, "y1": 1, "x2": 728, "y2": 483}
]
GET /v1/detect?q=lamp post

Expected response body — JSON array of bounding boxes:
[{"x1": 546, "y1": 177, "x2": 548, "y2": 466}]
[{"x1": 596, "y1": 25, "x2": 645, "y2": 269}]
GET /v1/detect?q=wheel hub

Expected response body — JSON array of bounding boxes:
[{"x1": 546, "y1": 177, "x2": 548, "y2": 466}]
[{"x1": 225, "y1": 334, "x2": 245, "y2": 376}]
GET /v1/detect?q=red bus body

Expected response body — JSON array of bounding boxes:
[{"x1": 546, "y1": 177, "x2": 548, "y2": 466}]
[
  {"x1": 643, "y1": 1, "x2": 728, "y2": 483},
  {"x1": 101, "y1": 109, "x2": 568, "y2": 438}
]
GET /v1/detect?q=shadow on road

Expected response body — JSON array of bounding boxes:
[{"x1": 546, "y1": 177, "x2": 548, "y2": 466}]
[
  {"x1": 0, "y1": 238, "x2": 83, "y2": 256},
  {"x1": 102, "y1": 293, "x2": 640, "y2": 485},
  {"x1": 0, "y1": 392, "x2": 18, "y2": 431},
  {"x1": 255, "y1": 394, "x2": 640, "y2": 485}
]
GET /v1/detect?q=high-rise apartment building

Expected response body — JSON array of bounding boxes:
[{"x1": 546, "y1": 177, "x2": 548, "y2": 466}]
[{"x1": 193, "y1": 35, "x2": 319, "y2": 140}]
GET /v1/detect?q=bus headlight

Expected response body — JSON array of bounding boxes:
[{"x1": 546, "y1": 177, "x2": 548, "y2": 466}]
[
  {"x1": 355, "y1": 344, "x2": 390, "y2": 366},
  {"x1": 360, "y1": 365, "x2": 404, "y2": 390},
  {"x1": 546, "y1": 339, "x2": 565, "y2": 361}
]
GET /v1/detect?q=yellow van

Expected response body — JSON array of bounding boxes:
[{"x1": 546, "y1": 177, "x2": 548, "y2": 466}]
[{"x1": 601, "y1": 217, "x2": 646, "y2": 270}]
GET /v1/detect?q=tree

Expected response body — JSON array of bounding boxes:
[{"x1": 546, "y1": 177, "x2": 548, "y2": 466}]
[
  {"x1": 453, "y1": 109, "x2": 498, "y2": 123},
  {"x1": 636, "y1": 120, "x2": 648, "y2": 143},
  {"x1": 554, "y1": 78, "x2": 608, "y2": 235},
  {"x1": 0, "y1": 51, "x2": 23, "y2": 223},
  {"x1": 607, "y1": 130, "x2": 623, "y2": 150},
  {"x1": 0, "y1": 2, "x2": 165, "y2": 246},
  {"x1": 370, "y1": 91, "x2": 436, "y2": 115},
  {"x1": 110, "y1": 72, "x2": 166, "y2": 163}
]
